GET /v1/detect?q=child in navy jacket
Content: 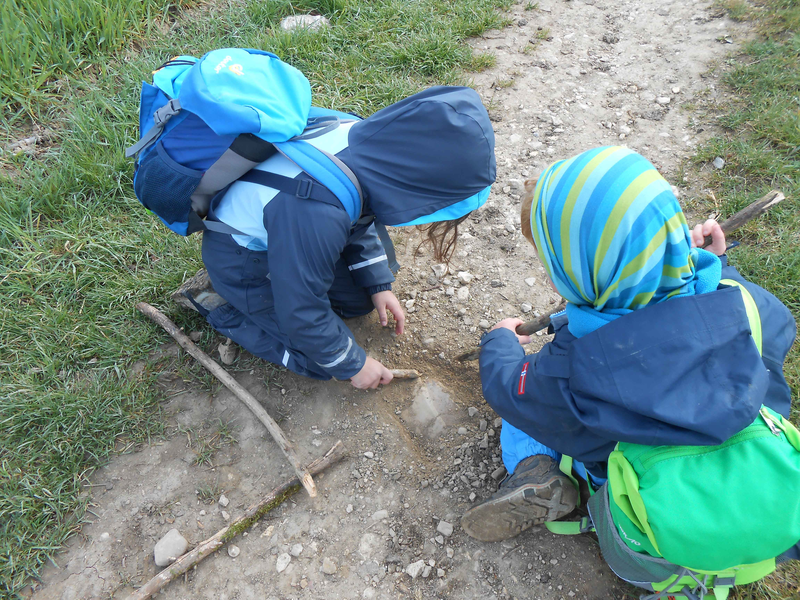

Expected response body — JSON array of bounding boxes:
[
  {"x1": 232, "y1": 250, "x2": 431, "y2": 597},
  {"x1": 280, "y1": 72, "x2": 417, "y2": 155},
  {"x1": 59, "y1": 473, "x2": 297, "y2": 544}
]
[{"x1": 461, "y1": 146, "x2": 796, "y2": 544}]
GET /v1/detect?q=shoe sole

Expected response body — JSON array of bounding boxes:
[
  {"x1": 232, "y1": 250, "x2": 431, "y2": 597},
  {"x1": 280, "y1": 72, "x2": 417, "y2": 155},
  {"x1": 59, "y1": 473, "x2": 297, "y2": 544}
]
[{"x1": 460, "y1": 476, "x2": 579, "y2": 542}]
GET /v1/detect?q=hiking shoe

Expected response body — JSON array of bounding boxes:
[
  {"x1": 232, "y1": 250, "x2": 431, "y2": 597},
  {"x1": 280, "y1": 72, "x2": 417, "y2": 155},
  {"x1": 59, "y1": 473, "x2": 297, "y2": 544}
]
[
  {"x1": 171, "y1": 268, "x2": 227, "y2": 313},
  {"x1": 461, "y1": 454, "x2": 579, "y2": 542}
]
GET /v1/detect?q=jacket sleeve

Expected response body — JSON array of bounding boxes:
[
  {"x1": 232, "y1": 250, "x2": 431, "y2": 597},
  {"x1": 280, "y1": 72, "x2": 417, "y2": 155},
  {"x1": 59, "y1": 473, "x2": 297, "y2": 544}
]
[
  {"x1": 478, "y1": 327, "x2": 581, "y2": 439},
  {"x1": 719, "y1": 254, "x2": 797, "y2": 417},
  {"x1": 265, "y1": 196, "x2": 367, "y2": 380},
  {"x1": 341, "y1": 221, "x2": 395, "y2": 294}
]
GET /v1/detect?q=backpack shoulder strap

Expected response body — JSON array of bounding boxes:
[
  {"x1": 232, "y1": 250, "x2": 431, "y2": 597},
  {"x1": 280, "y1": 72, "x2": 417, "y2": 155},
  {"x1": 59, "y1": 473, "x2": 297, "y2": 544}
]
[
  {"x1": 720, "y1": 279, "x2": 762, "y2": 355},
  {"x1": 190, "y1": 134, "x2": 277, "y2": 217}
]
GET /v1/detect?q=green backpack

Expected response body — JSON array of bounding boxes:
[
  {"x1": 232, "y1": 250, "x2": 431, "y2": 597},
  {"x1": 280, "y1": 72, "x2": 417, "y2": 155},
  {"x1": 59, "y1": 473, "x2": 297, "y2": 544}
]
[{"x1": 547, "y1": 280, "x2": 800, "y2": 600}]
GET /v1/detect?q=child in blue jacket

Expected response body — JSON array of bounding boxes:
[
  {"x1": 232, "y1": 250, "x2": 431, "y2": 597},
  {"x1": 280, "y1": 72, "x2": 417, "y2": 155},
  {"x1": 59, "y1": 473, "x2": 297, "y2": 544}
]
[
  {"x1": 192, "y1": 87, "x2": 495, "y2": 390},
  {"x1": 461, "y1": 146, "x2": 796, "y2": 543}
]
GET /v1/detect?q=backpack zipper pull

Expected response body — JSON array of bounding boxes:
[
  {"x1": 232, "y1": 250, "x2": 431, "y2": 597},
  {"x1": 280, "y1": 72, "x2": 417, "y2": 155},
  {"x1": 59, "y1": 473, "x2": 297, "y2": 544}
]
[{"x1": 760, "y1": 408, "x2": 782, "y2": 437}]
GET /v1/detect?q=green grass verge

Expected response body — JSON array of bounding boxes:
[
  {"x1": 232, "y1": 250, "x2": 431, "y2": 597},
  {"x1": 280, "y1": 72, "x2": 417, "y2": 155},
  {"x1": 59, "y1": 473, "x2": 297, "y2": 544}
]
[
  {"x1": 697, "y1": 2, "x2": 800, "y2": 598},
  {"x1": 0, "y1": 0, "x2": 511, "y2": 596}
]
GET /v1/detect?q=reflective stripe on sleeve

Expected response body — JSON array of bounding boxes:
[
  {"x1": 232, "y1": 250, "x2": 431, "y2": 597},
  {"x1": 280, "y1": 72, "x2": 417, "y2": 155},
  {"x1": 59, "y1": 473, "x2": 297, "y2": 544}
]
[{"x1": 348, "y1": 255, "x2": 388, "y2": 271}]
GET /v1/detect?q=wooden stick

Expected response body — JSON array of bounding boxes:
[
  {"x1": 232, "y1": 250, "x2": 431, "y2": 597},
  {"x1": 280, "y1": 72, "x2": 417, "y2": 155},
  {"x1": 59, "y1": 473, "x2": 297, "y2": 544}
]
[
  {"x1": 390, "y1": 369, "x2": 420, "y2": 380},
  {"x1": 456, "y1": 302, "x2": 566, "y2": 362},
  {"x1": 702, "y1": 189, "x2": 785, "y2": 248},
  {"x1": 124, "y1": 441, "x2": 345, "y2": 600},
  {"x1": 456, "y1": 189, "x2": 786, "y2": 362},
  {"x1": 136, "y1": 302, "x2": 317, "y2": 498}
]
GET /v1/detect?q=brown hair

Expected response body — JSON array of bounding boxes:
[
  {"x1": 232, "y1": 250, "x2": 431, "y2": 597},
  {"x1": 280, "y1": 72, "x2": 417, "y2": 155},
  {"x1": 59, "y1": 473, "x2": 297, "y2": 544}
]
[{"x1": 416, "y1": 214, "x2": 469, "y2": 264}]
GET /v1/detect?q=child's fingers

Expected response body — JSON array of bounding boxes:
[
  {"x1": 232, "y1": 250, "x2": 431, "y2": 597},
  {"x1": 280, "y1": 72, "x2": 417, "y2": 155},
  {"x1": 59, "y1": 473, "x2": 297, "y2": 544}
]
[{"x1": 690, "y1": 224, "x2": 704, "y2": 248}]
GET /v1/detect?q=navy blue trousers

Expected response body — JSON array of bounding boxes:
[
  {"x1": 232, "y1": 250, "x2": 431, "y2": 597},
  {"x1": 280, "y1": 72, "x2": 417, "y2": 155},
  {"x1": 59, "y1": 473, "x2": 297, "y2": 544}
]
[{"x1": 200, "y1": 231, "x2": 375, "y2": 379}]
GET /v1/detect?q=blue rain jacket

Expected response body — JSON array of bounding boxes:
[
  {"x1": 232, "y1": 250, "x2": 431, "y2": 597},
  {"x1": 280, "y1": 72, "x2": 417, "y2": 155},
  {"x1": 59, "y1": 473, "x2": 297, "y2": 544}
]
[
  {"x1": 206, "y1": 86, "x2": 496, "y2": 380},
  {"x1": 479, "y1": 256, "x2": 796, "y2": 477}
]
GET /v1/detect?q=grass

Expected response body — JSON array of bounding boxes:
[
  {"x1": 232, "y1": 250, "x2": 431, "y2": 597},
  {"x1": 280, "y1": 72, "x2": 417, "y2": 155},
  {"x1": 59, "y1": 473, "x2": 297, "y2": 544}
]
[
  {"x1": 0, "y1": 0, "x2": 511, "y2": 596},
  {"x1": 0, "y1": 0, "x2": 193, "y2": 122},
  {"x1": 693, "y1": 1, "x2": 800, "y2": 598}
]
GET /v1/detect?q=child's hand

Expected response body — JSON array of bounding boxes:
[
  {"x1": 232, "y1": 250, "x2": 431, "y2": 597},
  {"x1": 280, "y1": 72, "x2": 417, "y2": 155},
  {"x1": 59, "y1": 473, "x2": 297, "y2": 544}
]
[
  {"x1": 691, "y1": 219, "x2": 727, "y2": 256},
  {"x1": 491, "y1": 318, "x2": 532, "y2": 345}
]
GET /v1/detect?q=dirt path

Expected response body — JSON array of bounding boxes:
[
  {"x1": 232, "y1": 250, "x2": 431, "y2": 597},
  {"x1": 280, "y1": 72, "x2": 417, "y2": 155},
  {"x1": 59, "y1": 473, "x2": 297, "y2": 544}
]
[{"x1": 28, "y1": 2, "x2": 743, "y2": 599}]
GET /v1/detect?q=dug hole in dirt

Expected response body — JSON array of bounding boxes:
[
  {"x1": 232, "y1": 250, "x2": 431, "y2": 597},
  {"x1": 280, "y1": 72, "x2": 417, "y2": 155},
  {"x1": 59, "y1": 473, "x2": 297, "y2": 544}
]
[{"x1": 29, "y1": 1, "x2": 744, "y2": 598}]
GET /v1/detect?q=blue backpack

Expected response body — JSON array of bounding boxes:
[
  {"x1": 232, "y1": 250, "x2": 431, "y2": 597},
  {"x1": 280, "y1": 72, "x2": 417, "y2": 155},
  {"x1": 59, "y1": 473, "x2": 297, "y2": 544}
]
[{"x1": 126, "y1": 48, "x2": 366, "y2": 239}]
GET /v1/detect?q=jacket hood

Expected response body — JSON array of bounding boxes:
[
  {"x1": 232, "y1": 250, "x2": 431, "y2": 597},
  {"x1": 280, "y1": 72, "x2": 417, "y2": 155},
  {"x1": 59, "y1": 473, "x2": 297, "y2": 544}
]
[
  {"x1": 339, "y1": 86, "x2": 496, "y2": 226},
  {"x1": 564, "y1": 284, "x2": 770, "y2": 446}
]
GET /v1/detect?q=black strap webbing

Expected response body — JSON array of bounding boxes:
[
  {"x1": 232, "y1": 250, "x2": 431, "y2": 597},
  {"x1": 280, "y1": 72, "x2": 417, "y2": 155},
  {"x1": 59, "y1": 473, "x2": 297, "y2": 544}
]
[{"x1": 238, "y1": 170, "x2": 341, "y2": 208}]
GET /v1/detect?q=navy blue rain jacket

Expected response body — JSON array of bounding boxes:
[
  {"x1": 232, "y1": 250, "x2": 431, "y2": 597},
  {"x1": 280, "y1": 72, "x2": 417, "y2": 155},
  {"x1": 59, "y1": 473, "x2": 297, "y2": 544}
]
[
  {"x1": 479, "y1": 256, "x2": 796, "y2": 477},
  {"x1": 214, "y1": 87, "x2": 495, "y2": 380}
]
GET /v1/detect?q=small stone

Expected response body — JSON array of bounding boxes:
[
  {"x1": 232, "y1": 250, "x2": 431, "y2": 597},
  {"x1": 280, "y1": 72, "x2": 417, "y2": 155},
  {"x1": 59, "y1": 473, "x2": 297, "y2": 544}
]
[
  {"x1": 364, "y1": 451, "x2": 374, "y2": 459},
  {"x1": 493, "y1": 417, "x2": 503, "y2": 428},
  {"x1": 602, "y1": 33, "x2": 619, "y2": 44},
  {"x1": 457, "y1": 287, "x2": 470, "y2": 302},
  {"x1": 300, "y1": 579, "x2": 308, "y2": 589},
  {"x1": 405, "y1": 298, "x2": 416, "y2": 309},
  {"x1": 437, "y1": 520, "x2": 454, "y2": 537},
  {"x1": 713, "y1": 157, "x2": 726, "y2": 170},
  {"x1": 154, "y1": 529, "x2": 188, "y2": 567},
  {"x1": 346, "y1": 504, "x2": 354, "y2": 513},
  {"x1": 521, "y1": 303, "x2": 532, "y2": 313},
  {"x1": 189, "y1": 331, "x2": 202, "y2": 342},
  {"x1": 221, "y1": 510, "x2": 230, "y2": 521},
  {"x1": 218, "y1": 339, "x2": 237, "y2": 365},
  {"x1": 446, "y1": 547, "x2": 454, "y2": 558},
  {"x1": 431, "y1": 264, "x2": 447, "y2": 278},
  {"x1": 550, "y1": 558, "x2": 559, "y2": 565},
  {"x1": 437, "y1": 568, "x2": 446, "y2": 577},
  {"x1": 423, "y1": 337, "x2": 435, "y2": 346},
  {"x1": 671, "y1": 185, "x2": 681, "y2": 199},
  {"x1": 672, "y1": 86, "x2": 681, "y2": 94},
  {"x1": 227, "y1": 544, "x2": 240, "y2": 558},
  {"x1": 279, "y1": 14, "x2": 330, "y2": 31},
  {"x1": 457, "y1": 271, "x2": 474, "y2": 284},
  {"x1": 406, "y1": 560, "x2": 426, "y2": 579},
  {"x1": 322, "y1": 557, "x2": 338, "y2": 574},
  {"x1": 422, "y1": 565, "x2": 432, "y2": 578},
  {"x1": 479, "y1": 319, "x2": 490, "y2": 329},
  {"x1": 457, "y1": 427, "x2": 468, "y2": 435},
  {"x1": 371, "y1": 509, "x2": 389, "y2": 521},
  {"x1": 445, "y1": 287, "x2": 455, "y2": 296},
  {"x1": 490, "y1": 279, "x2": 503, "y2": 288},
  {"x1": 291, "y1": 543, "x2": 304, "y2": 557},
  {"x1": 277, "y1": 553, "x2": 292, "y2": 572},
  {"x1": 656, "y1": 96, "x2": 671, "y2": 105},
  {"x1": 468, "y1": 407, "x2": 479, "y2": 417},
  {"x1": 492, "y1": 467, "x2": 507, "y2": 481},
  {"x1": 218, "y1": 494, "x2": 229, "y2": 507},
  {"x1": 479, "y1": 434, "x2": 489, "y2": 449},
  {"x1": 435, "y1": 535, "x2": 444, "y2": 545},
  {"x1": 524, "y1": 277, "x2": 536, "y2": 287},
  {"x1": 199, "y1": 510, "x2": 206, "y2": 516}
]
